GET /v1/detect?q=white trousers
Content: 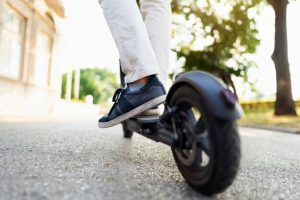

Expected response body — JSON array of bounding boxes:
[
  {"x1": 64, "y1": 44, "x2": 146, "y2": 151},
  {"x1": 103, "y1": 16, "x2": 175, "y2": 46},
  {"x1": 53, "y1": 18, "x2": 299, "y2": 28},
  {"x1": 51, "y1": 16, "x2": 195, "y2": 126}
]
[{"x1": 99, "y1": 0, "x2": 171, "y2": 85}]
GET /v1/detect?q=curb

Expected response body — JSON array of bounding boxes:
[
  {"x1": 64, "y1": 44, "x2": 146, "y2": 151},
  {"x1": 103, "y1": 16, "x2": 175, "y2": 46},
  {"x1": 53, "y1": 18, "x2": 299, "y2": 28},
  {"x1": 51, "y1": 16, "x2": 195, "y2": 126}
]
[{"x1": 240, "y1": 124, "x2": 300, "y2": 134}]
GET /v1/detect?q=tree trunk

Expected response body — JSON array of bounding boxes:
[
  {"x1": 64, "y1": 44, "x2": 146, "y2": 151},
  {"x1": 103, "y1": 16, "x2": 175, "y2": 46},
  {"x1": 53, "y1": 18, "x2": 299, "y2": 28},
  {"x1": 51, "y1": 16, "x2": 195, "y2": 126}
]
[{"x1": 268, "y1": 0, "x2": 297, "y2": 116}]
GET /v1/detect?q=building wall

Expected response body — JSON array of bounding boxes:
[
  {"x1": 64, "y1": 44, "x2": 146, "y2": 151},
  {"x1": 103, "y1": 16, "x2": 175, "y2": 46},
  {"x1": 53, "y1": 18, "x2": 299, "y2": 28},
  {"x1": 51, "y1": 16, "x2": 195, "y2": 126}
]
[{"x1": 0, "y1": 0, "x2": 63, "y2": 117}]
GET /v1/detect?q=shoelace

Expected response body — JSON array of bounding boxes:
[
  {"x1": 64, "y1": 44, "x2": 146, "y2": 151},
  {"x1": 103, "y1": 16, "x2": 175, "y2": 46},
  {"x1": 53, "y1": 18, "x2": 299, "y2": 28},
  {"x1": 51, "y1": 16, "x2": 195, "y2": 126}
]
[
  {"x1": 112, "y1": 88, "x2": 125, "y2": 103},
  {"x1": 108, "y1": 88, "x2": 126, "y2": 117}
]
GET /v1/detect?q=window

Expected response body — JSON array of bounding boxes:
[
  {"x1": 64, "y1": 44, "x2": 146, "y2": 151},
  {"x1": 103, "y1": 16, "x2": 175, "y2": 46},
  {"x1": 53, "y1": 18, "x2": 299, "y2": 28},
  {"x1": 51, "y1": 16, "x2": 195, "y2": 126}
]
[
  {"x1": 0, "y1": 4, "x2": 26, "y2": 79},
  {"x1": 32, "y1": 31, "x2": 52, "y2": 86}
]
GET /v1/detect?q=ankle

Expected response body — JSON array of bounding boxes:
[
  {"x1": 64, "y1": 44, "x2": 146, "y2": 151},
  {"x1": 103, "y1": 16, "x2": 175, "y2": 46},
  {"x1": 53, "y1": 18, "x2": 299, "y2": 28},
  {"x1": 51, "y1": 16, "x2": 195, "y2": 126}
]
[{"x1": 133, "y1": 76, "x2": 150, "y2": 84}]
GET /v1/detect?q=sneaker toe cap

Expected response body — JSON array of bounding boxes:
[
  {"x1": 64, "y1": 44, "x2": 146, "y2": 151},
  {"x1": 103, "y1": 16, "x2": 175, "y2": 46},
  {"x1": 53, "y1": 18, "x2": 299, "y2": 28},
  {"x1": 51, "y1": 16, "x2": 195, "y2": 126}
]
[{"x1": 98, "y1": 115, "x2": 109, "y2": 123}]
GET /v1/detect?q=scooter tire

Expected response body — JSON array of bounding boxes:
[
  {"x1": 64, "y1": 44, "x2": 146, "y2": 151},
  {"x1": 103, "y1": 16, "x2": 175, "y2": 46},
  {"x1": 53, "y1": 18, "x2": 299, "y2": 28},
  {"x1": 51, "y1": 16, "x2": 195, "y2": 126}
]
[{"x1": 169, "y1": 85, "x2": 241, "y2": 195}]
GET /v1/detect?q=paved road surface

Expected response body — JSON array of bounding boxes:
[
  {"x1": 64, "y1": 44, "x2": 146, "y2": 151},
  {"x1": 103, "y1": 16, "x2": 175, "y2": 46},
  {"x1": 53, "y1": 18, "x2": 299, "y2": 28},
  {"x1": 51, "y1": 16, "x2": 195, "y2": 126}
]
[{"x1": 0, "y1": 118, "x2": 299, "y2": 200}]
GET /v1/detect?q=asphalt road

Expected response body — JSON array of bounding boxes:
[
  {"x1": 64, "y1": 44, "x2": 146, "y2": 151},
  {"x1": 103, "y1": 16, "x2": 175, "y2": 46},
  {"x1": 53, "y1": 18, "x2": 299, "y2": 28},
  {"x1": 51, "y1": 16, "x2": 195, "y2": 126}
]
[{"x1": 0, "y1": 118, "x2": 299, "y2": 200}]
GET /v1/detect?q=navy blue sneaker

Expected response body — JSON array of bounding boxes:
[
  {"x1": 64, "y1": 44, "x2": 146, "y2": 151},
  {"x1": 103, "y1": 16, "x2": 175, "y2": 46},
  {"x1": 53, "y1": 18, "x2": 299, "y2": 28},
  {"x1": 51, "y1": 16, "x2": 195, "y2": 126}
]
[{"x1": 98, "y1": 75, "x2": 166, "y2": 128}]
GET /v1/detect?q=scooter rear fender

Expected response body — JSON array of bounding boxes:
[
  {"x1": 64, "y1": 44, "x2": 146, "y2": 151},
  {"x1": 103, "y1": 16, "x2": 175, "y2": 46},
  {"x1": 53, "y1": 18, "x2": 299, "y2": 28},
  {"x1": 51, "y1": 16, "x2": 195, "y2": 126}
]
[{"x1": 166, "y1": 71, "x2": 243, "y2": 121}]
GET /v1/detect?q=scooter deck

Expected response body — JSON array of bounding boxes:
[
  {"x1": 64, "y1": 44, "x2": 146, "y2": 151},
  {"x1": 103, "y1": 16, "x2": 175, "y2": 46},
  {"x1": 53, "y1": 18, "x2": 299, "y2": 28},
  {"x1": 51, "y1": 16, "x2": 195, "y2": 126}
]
[
  {"x1": 125, "y1": 115, "x2": 176, "y2": 146},
  {"x1": 126, "y1": 115, "x2": 159, "y2": 132},
  {"x1": 131, "y1": 115, "x2": 160, "y2": 123}
]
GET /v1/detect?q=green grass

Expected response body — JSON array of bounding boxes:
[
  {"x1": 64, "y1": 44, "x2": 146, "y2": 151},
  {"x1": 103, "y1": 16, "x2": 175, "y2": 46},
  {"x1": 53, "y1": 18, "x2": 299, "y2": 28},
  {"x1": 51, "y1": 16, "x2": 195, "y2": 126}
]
[{"x1": 238, "y1": 107, "x2": 300, "y2": 129}]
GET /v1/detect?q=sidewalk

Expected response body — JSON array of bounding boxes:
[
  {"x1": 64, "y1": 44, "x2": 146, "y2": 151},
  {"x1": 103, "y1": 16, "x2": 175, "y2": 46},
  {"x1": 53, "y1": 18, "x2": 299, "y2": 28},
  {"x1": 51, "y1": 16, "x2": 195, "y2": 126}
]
[
  {"x1": 0, "y1": 100, "x2": 104, "y2": 123},
  {"x1": 240, "y1": 124, "x2": 300, "y2": 134}
]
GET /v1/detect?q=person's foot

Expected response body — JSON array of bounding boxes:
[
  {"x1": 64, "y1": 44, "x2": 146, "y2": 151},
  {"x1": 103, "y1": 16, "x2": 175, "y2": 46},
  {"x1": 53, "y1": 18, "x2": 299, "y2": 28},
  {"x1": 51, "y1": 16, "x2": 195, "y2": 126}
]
[{"x1": 98, "y1": 75, "x2": 166, "y2": 128}]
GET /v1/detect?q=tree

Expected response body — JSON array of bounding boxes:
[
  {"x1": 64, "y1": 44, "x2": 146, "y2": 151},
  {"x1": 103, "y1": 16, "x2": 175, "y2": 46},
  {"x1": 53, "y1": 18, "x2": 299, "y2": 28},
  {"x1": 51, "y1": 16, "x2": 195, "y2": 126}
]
[
  {"x1": 61, "y1": 68, "x2": 118, "y2": 104},
  {"x1": 79, "y1": 68, "x2": 118, "y2": 104},
  {"x1": 171, "y1": 0, "x2": 261, "y2": 97},
  {"x1": 267, "y1": 0, "x2": 297, "y2": 116}
]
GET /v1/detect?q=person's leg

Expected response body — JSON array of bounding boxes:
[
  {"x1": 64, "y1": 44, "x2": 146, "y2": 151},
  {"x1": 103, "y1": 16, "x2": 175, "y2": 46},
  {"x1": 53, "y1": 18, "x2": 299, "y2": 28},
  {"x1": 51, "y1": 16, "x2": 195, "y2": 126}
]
[
  {"x1": 140, "y1": 0, "x2": 172, "y2": 87},
  {"x1": 99, "y1": 0, "x2": 160, "y2": 83},
  {"x1": 98, "y1": 0, "x2": 166, "y2": 128}
]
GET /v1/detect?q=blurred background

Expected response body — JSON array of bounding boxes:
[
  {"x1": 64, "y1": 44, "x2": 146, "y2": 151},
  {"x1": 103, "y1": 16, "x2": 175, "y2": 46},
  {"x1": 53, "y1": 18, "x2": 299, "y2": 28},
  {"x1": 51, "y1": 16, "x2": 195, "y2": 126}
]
[{"x1": 0, "y1": 0, "x2": 299, "y2": 126}]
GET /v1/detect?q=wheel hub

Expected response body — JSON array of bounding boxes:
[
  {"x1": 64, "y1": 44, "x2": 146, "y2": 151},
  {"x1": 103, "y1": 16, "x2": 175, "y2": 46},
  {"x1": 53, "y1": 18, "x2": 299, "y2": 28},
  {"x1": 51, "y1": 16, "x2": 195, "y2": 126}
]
[{"x1": 173, "y1": 109, "x2": 211, "y2": 167}]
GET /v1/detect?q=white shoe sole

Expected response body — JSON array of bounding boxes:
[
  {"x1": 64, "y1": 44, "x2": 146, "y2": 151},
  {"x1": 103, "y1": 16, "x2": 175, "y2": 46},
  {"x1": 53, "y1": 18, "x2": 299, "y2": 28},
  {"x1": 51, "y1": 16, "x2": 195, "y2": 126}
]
[
  {"x1": 136, "y1": 107, "x2": 160, "y2": 116},
  {"x1": 98, "y1": 95, "x2": 166, "y2": 128}
]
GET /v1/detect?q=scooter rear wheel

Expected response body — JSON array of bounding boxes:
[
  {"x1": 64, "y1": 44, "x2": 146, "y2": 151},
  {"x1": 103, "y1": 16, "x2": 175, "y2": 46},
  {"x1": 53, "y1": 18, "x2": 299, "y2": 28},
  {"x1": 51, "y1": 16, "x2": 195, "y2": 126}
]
[{"x1": 169, "y1": 85, "x2": 241, "y2": 195}]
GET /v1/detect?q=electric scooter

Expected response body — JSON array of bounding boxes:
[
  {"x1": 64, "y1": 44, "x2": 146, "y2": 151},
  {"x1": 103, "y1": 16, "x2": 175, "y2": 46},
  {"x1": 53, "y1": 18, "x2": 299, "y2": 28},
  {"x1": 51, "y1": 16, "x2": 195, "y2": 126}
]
[{"x1": 119, "y1": 66, "x2": 243, "y2": 195}]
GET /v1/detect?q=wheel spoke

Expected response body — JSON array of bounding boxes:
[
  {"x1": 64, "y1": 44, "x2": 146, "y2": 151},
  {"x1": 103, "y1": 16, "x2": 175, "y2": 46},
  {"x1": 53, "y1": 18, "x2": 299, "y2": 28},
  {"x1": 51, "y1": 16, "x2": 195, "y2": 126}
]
[
  {"x1": 186, "y1": 109, "x2": 197, "y2": 126},
  {"x1": 195, "y1": 117, "x2": 205, "y2": 133},
  {"x1": 194, "y1": 131, "x2": 210, "y2": 154},
  {"x1": 182, "y1": 149, "x2": 190, "y2": 158}
]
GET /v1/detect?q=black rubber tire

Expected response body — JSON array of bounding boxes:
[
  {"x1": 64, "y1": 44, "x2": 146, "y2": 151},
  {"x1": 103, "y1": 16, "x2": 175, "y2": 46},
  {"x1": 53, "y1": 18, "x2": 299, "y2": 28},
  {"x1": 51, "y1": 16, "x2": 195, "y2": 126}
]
[
  {"x1": 122, "y1": 121, "x2": 133, "y2": 138},
  {"x1": 170, "y1": 85, "x2": 241, "y2": 195}
]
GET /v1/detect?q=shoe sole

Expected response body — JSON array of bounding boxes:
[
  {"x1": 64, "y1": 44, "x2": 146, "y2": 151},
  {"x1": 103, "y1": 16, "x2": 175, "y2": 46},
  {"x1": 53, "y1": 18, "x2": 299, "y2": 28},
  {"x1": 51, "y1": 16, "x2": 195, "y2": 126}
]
[
  {"x1": 136, "y1": 107, "x2": 160, "y2": 116},
  {"x1": 98, "y1": 95, "x2": 166, "y2": 128}
]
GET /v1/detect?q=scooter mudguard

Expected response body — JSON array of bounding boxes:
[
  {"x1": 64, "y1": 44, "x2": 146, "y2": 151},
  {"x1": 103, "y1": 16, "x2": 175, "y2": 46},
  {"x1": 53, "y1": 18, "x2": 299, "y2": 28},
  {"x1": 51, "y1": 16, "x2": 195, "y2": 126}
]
[{"x1": 166, "y1": 71, "x2": 244, "y2": 121}]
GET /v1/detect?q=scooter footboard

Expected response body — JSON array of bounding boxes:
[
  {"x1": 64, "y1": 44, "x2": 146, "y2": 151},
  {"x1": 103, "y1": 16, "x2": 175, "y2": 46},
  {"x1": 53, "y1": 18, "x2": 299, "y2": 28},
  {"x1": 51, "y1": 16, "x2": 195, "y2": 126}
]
[{"x1": 125, "y1": 117, "x2": 177, "y2": 147}]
